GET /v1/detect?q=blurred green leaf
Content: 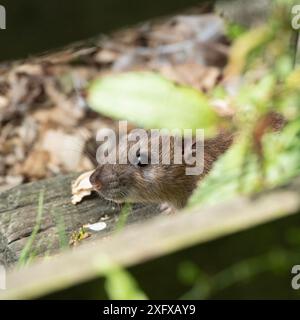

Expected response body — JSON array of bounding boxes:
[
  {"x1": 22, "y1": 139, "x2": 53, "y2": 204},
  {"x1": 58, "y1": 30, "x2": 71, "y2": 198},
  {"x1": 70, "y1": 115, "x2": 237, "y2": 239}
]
[
  {"x1": 263, "y1": 119, "x2": 300, "y2": 185},
  {"x1": 105, "y1": 266, "x2": 148, "y2": 300},
  {"x1": 177, "y1": 261, "x2": 200, "y2": 285},
  {"x1": 189, "y1": 118, "x2": 300, "y2": 207},
  {"x1": 88, "y1": 72, "x2": 220, "y2": 136},
  {"x1": 114, "y1": 203, "x2": 132, "y2": 234},
  {"x1": 188, "y1": 134, "x2": 257, "y2": 207},
  {"x1": 226, "y1": 22, "x2": 247, "y2": 41},
  {"x1": 225, "y1": 26, "x2": 271, "y2": 77}
]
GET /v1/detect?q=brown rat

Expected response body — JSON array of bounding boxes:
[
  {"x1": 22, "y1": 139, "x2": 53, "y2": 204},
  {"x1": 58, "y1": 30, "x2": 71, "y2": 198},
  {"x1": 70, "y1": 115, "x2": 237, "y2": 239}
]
[
  {"x1": 89, "y1": 112, "x2": 285, "y2": 210},
  {"x1": 89, "y1": 130, "x2": 233, "y2": 209}
]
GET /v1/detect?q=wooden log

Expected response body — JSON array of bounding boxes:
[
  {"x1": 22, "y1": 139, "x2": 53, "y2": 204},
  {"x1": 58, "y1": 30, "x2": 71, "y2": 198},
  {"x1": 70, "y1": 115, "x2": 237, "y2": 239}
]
[
  {"x1": 1, "y1": 176, "x2": 300, "y2": 299},
  {"x1": 0, "y1": 173, "x2": 162, "y2": 267}
]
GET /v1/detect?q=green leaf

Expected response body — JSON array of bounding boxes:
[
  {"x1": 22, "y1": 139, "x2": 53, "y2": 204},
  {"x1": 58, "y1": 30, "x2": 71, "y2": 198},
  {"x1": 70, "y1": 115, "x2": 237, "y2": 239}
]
[
  {"x1": 188, "y1": 134, "x2": 257, "y2": 207},
  {"x1": 105, "y1": 266, "x2": 148, "y2": 300},
  {"x1": 188, "y1": 119, "x2": 300, "y2": 208},
  {"x1": 88, "y1": 72, "x2": 219, "y2": 135},
  {"x1": 263, "y1": 119, "x2": 300, "y2": 185},
  {"x1": 95, "y1": 255, "x2": 148, "y2": 300}
]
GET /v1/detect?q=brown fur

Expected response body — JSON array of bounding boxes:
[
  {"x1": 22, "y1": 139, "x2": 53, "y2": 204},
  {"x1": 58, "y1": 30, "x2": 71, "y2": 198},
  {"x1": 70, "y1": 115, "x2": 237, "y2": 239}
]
[
  {"x1": 89, "y1": 111, "x2": 285, "y2": 209},
  {"x1": 89, "y1": 130, "x2": 234, "y2": 209}
]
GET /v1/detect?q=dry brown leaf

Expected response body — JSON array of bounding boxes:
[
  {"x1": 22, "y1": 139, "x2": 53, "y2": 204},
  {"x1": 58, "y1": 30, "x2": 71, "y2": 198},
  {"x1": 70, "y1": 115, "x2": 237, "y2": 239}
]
[
  {"x1": 0, "y1": 10, "x2": 228, "y2": 189},
  {"x1": 71, "y1": 170, "x2": 94, "y2": 205},
  {"x1": 41, "y1": 130, "x2": 85, "y2": 171},
  {"x1": 95, "y1": 49, "x2": 119, "y2": 64},
  {"x1": 22, "y1": 150, "x2": 50, "y2": 179},
  {"x1": 159, "y1": 63, "x2": 220, "y2": 91}
]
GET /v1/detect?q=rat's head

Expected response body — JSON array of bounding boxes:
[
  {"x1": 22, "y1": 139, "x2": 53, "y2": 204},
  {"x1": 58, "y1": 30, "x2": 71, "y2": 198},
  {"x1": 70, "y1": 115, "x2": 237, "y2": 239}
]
[{"x1": 89, "y1": 130, "x2": 200, "y2": 208}]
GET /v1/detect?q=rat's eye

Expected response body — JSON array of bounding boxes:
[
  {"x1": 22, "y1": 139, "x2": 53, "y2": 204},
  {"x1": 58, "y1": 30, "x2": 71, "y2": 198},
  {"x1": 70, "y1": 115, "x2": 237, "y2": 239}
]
[{"x1": 136, "y1": 150, "x2": 148, "y2": 167}]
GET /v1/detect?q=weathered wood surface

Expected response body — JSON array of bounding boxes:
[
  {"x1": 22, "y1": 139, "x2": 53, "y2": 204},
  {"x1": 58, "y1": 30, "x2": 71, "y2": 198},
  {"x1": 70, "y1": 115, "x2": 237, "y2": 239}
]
[
  {"x1": 0, "y1": 173, "x2": 162, "y2": 267},
  {"x1": 1, "y1": 176, "x2": 300, "y2": 299}
]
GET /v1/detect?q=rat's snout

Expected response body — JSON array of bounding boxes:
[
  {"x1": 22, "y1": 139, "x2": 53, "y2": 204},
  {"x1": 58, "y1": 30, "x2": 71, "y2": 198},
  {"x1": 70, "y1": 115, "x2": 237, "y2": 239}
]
[
  {"x1": 89, "y1": 165, "x2": 128, "y2": 202},
  {"x1": 89, "y1": 168, "x2": 103, "y2": 190}
]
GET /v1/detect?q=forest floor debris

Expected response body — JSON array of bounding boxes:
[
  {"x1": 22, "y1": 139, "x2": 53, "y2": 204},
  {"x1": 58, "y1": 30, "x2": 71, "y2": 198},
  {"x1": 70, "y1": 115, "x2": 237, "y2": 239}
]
[{"x1": 0, "y1": 8, "x2": 229, "y2": 192}]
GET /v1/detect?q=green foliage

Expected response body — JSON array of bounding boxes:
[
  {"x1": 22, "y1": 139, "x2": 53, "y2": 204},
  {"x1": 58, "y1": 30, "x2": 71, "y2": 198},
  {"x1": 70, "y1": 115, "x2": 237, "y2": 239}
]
[
  {"x1": 226, "y1": 22, "x2": 247, "y2": 41},
  {"x1": 51, "y1": 209, "x2": 68, "y2": 249},
  {"x1": 189, "y1": 134, "x2": 255, "y2": 206},
  {"x1": 93, "y1": 253, "x2": 147, "y2": 300},
  {"x1": 263, "y1": 119, "x2": 300, "y2": 184},
  {"x1": 104, "y1": 265, "x2": 148, "y2": 300},
  {"x1": 88, "y1": 72, "x2": 220, "y2": 136},
  {"x1": 189, "y1": 2, "x2": 300, "y2": 207},
  {"x1": 88, "y1": 1, "x2": 300, "y2": 209},
  {"x1": 103, "y1": 203, "x2": 146, "y2": 300},
  {"x1": 189, "y1": 119, "x2": 300, "y2": 206},
  {"x1": 18, "y1": 190, "x2": 45, "y2": 267},
  {"x1": 114, "y1": 203, "x2": 132, "y2": 234},
  {"x1": 179, "y1": 248, "x2": 300, "y2": 300}
]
